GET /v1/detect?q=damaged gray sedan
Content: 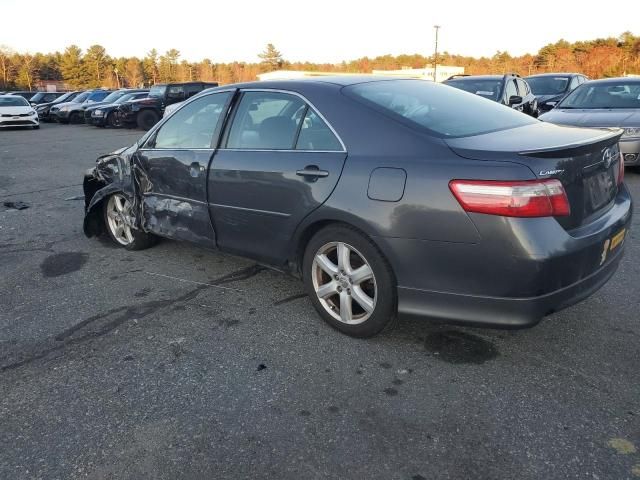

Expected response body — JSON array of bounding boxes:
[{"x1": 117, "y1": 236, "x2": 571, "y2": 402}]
[{"x1": 84, "y1": 78, "x2": 632, "y2": 337}]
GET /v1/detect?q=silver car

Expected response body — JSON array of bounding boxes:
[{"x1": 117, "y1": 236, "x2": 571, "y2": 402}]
[{"x1": 539, "y1": 77, "x2": 640, "y2": 167}]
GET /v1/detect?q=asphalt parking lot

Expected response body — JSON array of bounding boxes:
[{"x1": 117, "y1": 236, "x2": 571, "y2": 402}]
[{"x1": 1, "y1": 122, "x2": 639, "y2": 480}]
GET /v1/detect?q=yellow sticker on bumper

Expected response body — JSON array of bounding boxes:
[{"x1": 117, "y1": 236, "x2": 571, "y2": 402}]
[{"x1": 609, "y1": 228, "x2": 626, "y2": 252}]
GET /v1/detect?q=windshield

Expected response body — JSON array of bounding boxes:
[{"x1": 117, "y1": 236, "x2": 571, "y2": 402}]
[
  {"x1": 115, "y1": 92, "x2": 144, "y2": 103},
  {"x1": 149, "y1": 85, "x2": 166, "y2": 97},
  {"x1": 29, "y1": 92, "x2": 46, "y2": 102},
  {"x1": 526, "y1": 76, "x2": 570, "y2": 95},
  {"x1": 558, "y1": 82, "x2": 640, "y2": 109},
  {"x1": 101, "y1": 90, "x2": 128, "y2": 103},
  {"x1": 0, "y1": 96, "x2": 30, "y2": 107},
  {"x1": 53, "y1": 92, "x2": 76, "y2": 103},
  {"x1": 443, "y1": 78, "x2": 502, "y2": 101},
  {"x1": 345, "y1": 79, "x2": 536, "y2": 138},
  {"x1": 73, "y1": 92, "x2": 90, "y2": 103}
]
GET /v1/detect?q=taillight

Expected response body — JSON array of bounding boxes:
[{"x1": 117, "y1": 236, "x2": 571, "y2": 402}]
[
  {"x1": 449, "y1": 179, "x2": 571, "y2": 218},
  {"x1": 617, "y1": 151, "x2": 624, "y2": 185}
]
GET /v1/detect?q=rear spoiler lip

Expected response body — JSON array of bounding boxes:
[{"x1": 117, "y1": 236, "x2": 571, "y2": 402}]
[{"x1": 517, "y1": 127, "x2": 623, "y2": 157}]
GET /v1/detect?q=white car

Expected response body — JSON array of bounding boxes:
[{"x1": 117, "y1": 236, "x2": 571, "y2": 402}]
[{"x1": 0, "y1": 95, "x2": 39, "y2": 129}]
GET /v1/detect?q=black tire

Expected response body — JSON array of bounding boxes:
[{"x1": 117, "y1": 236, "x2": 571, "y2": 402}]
[
  {"x1": 106, "y1": 112, "x2": 119, "y2": 128},
  {"x1": 302, "y1": 224, "x2": 396, "y2": 338},
  {"x1": 69, "y1": 112, "x2": 82, "y2": 124},
  {"x1": 136, "y1": 109, "x2": 160, "y2": 130},
  {"x1": 102, "y1": 193, "x2": 155, "y2": 251},
  {"x1": 32, "y1": 125, "x2": 40, "y2": 130}
]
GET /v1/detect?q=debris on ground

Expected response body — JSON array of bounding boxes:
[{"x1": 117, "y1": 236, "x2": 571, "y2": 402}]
[{"x1": 3, "y1": 201, "x2": 30, "y2": 210}]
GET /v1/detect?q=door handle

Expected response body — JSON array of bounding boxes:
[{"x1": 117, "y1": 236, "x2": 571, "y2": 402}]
[{"x1": 296, "y1": 166, "x2": 329, "y2": 179}]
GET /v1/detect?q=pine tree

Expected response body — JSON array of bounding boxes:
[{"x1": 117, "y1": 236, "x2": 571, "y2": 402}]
[
  {"x1": 258, "y1": 43, "x2": 284, "y2": 71},
  {"x1": 60, "y1": 45, "x2": 87, "y2": 88}
]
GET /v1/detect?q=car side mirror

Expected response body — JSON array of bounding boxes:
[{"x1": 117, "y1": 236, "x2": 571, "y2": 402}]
[{"x1": 508, "y1": 95, "x2": 522, "y2": 106}]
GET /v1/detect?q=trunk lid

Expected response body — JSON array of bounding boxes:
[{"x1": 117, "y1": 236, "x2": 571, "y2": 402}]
[{"x1": 445, "y1": 122, "x2": 624, "y2": 230}]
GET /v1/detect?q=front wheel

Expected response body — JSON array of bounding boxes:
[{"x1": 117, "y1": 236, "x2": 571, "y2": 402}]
[
  {"x1": 69, "y1": 112, "x2": 82, "y2": 124},
  {"x1": 106, "y1": 112, "x2": 119, "y2": 128},
  {"x1": 303, "y1": 225, "x2": 396, "y2": 338},
  {"x1": 136, "y1": 110, "x2": 159, "y2": 130},
  {"x1": 103, "y1": 193, "x2": 155, "y2": 250}
]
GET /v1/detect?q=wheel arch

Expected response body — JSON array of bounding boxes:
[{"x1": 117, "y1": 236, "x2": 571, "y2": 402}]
[{"x1": 289, "y1": 212, "x2": 395, "y2": 283}]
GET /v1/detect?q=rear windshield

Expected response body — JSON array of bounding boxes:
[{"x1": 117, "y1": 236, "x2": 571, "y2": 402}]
[
  {"x1": 344, "y1": 79, "x2": 537, "y2": 138},
  {"x1": 0, "y1": 96, "x2": 29, "y2": 107},
  {"x1": 526, "y1": 76, "x2": 570, "y2": 95},
  {"x1": 558, "y1": 82, "x2": 640, "y2": 109},
  {"x1": 444, "y1": 78, "x2": 502, "y2": 101}
]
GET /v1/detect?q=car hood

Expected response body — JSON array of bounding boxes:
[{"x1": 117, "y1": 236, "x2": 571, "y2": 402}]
[
  {"x1": 444, "y1": 121, "x2": 622, "y2": 161},
  {"x1": 123, "y1": 97, "x2": 161, "y2": 106},
  {"x1": 539, "y1": 109, "x2": 640, "y2": 127},
  {"x1": 88, "y1": 102, "x2": 120, "y2": 111},
  {"x1": 535, "y1": 93, "x2": 565, "y2": 103},
  {"x1": 0, "y1": 106, "x2": 34, "y2": 115},
  {"x1": 51, "y1": 101, "x2": 80, "y2": 109}
]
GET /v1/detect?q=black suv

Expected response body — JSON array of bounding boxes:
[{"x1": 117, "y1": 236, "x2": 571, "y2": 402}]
[
  {"x1": 28, "y1": 92, "x2": 67, "y2": 105},
  {"x1": 443, "y1": 74, "x2": 538, "y2": 117},
  {"x1": 117, "y1": 81, "x2": 218, "y2": 130},
  {"x1": 524, "y1": 73, "x2": 588, "y2": 113}
]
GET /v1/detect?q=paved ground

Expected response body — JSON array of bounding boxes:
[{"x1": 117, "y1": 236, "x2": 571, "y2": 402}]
[{"x1": 0, "y1": 123, "x2": 639, "y2": 480}]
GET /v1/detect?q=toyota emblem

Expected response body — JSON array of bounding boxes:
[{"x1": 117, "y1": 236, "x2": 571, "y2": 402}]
[{"x1": 602, "y1": 147, "x2": 613, "y2": 169}]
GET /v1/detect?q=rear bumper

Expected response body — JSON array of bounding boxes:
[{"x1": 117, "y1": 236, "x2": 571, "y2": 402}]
[
  {"x1": 382, "y1": 184, "x2": 632, "y2": 328},
  {"x1": 397, "y1": 246, "x2": 623, "y2": 328}
]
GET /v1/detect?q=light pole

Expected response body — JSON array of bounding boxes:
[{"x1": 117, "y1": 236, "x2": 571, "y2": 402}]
[
  {"x1": 114, "y1": 67, "x2": 120, "y2": 88},
  {"x1": 433, "y1": 25, "x2": 441, "y2": 82}
]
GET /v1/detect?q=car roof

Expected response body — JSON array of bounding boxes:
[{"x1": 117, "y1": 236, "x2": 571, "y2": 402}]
[
  {"x1": 206, "y1": 76, "x2": 435, "y2": 92},
  {"x1": 584, "y1": 77, "x2": 640, "y2": 84},
  {"x1": 525, "y1": 73, "x2": 581, "y2": 78},
  {"x1": 0, "y1": 94, "x2": 29, "y2": 100},
  {"x1": 445, "y1": 75, "x2": 504, "y2": 81}
]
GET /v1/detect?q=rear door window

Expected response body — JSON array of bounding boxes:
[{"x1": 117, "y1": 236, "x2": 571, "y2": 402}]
[
  {"x1": 226, "y1": 91, "x2": 306, "y2": 149},
  {"x1": 516, "y1": 79, "x2": 529, "y2": 96},
  {"x1": 296, "y1": 109, "x2": 342, "y2": 151},
  {"x1": 505, "y1": 80, "x2": 518, "y2": 102}
]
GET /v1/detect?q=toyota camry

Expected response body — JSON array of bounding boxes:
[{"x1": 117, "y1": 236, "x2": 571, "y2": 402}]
[{"x1": 83, "y1": 77, "x2": 632, "y2": 337}]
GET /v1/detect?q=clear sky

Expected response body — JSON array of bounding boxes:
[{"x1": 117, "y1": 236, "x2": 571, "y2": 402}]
[{"x1": 2, "y1": 0, "x2": 639, "y2": 62}]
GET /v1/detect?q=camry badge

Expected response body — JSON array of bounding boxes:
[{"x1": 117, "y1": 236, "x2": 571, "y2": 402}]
[
  {"x1": 539, "y1": 169, "x2": 564, "y2": 176},
  {"x1": 602, "y1": 147, "x2": 613, "y2": 169}
]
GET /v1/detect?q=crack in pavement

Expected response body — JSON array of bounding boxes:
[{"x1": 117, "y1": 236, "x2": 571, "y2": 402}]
[
  {"x1": 273, "y1": 292, "x2": 307, "y2": 306},
  {"x1": 0, "y1": 183, "x2": 83, "y2": 200},
  {"x1": 0, "y1": 264, "x2": 268, "y2": 373}
]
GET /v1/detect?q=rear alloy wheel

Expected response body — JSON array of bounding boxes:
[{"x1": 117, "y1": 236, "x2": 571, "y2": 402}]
[
  {"x1": 303, "y1": 225, "x2": 396, "y2": 337},
  {"x1": 103, "y1": 193, "x2": 154, "y2": 250},
  {"x1": 136, "y1": 110, "x2": 160, "y2": 130}
]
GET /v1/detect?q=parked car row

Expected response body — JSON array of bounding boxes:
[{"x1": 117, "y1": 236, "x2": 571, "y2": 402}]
[
  {"x1": 33, "y1": 81, "x2": 218, "y2": 130},
  {"x1": 443, "y1": 72, "x2": 588, "y2": 117}
]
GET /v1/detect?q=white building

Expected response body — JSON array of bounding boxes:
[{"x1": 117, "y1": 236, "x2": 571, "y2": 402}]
[
  {"x1": 371, "y1": 66, "x2": 465, "y2": 82},
  {"x1": 257, "y1": 65, "x2": 464, "y2": 83}
]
